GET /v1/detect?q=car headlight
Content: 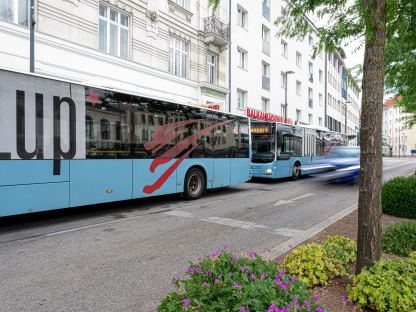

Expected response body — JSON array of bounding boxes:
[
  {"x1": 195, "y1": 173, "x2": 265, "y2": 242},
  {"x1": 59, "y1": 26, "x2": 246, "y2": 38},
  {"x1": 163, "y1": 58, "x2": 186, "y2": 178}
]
[{"x1": 264, "y1": 168, "x2": 273, "y2": 174}]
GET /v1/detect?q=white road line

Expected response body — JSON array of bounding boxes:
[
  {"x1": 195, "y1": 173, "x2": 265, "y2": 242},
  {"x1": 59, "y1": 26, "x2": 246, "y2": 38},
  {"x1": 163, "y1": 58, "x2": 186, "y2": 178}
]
[
  {"x1": 274, "y1": 193, "x2": 315, "y2": 207},
  {"x1": 164, "y1": 210, "x2": 268, "y2": 230},
  {"x1": 263, "y1": 203, "x2": 358, "y2": 260}
]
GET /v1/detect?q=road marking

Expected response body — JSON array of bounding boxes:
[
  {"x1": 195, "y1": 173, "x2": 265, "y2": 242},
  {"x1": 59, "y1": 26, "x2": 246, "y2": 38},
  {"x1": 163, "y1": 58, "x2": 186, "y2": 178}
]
[
  {"x1": 263, "y1": 203, "x2": 358, "y2": 260},
  {"x1": 164, "y1": 210, "x2": 306, "y2": 237},
  {"x1": 273, "y1": 193, "x2": 315, "y2": 207}
]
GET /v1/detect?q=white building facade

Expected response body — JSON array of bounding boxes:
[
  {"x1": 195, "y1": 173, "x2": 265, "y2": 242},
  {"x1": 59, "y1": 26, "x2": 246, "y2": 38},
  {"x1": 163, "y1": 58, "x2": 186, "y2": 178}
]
[
  {"x1": 0, "y1": 0, "x2": 230, "y2": 110},
  {"x1": 230, "y1": 0, "x2": 326, "y2": 127}
]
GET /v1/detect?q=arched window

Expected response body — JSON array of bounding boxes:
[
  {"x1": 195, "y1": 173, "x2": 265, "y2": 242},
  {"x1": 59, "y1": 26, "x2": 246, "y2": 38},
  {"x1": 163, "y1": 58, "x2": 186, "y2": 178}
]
[
  {"x1": 86, "y1": 115, "x2": 94, "y2": 140},
  {"x1": 100, "y1": 118, "x2": 110, "y2": 140}
]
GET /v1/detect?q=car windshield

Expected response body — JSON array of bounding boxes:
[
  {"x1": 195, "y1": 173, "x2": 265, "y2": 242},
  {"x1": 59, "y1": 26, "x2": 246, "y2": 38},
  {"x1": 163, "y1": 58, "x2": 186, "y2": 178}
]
[{"x1": 328, "y1": 147, "x2": 360, "y2": 158}]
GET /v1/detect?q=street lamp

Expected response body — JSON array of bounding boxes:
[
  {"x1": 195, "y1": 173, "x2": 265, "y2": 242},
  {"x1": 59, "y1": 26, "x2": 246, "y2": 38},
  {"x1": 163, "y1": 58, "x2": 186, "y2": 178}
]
[
  {"x1": 30, "y1": 0, "x2": 36, "y2": 73},
  {"x1": 345, "y1": 101, "x2": 351, "y2": 144},
  {"x1": 284, "y1": 70, "x2": 294, "y2": 123},
  {"x1": 396, "y1": 128, "x2": 402, "y2": 158}
]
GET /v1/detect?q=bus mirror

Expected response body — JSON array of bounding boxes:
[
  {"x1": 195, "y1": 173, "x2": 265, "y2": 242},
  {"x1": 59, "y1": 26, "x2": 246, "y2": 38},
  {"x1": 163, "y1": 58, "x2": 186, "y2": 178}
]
[{"x1": 276, "y1": 132, "x2": 283, "y2": 146}]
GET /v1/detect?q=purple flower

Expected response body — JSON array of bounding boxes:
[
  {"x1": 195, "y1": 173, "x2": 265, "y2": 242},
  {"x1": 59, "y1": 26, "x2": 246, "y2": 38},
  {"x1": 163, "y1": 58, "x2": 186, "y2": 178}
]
[
  {"x1": 252, "y1": 274, "x2": 257, "y2": 281},
  {"x1": 247, "y1": 251, "x2": 256, "y2": 259},
  {"x1": 274, "y1": 277, "x2": 281, "y2": 284},
  {"x1": 232, "y1": 281, "x2": 238, "y2": 287},
  {"x1": 183, "y1": 298, "x2": 190, "y2": 310},
  {"x1": 290, "y1": 276, "x2": 297, "y2": 282},
  {"x1": 188, "y1": 268, "x2": 195, "y2": 275},
  {"x1": 202, "y1": 281, "x2": 209, "y2": 287},
  {"x1": 218, "y1": 273, "x2": 223, "y2": 278},
  {"x1": 352, "y1": 306, "x2": 358, "y2": 310},
  {"x1": 214, "y1": 278, "x2": 219, "y2": 284},
  {"x1": 196, "y1": 267, "x2": 201, "y2": 274},
  {"x1": 315, "y1": 307, "x2": 324, "y2": 312},
  {"x1": 312, "y1": 293, "x2": 319, "y2": 303},
  {"x1": 279, "y1": 281, "x2": 289, "y2": 290}
]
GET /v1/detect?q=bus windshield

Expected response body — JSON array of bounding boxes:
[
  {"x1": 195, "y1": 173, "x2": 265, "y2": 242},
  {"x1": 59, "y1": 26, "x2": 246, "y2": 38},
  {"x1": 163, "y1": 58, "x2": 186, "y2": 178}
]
[{"x1": 251, "y1": 123, "x2": 275, "y2": 163}]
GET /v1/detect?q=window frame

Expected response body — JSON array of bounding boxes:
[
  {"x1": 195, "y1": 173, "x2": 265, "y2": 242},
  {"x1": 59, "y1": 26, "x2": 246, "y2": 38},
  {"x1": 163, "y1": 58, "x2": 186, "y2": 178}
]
[
  {"x1": 169, "y1": 36, "x2": 189, "y2": 78},
  {"x1": 237, "y1": 5, "x2": 248, "y2": 29},
  {"x1": 237, "y1": 89, "x2": 247, "y2": 109},
  {"x1": 281, "y1": 40, "x2": 288, "y2": 58},
  {"x1": 237, "y1": 46, "x2": 248, "y2": 70},
  {"x1": 207, "y1": 51, "x2": 217, "y2": 84},
  {"x1": 99, "y1": 3, "x2": 130, "y2": 59}
]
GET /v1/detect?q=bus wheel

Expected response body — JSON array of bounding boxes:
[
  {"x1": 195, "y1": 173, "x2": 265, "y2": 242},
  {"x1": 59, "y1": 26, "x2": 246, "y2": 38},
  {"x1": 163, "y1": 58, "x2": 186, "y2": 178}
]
[
  {"x1": 184, "y1": 168, "x2": 206, "y2": 200},
  {"x1": 292, "y1": 163, "x2": 301, "y2": 180}
]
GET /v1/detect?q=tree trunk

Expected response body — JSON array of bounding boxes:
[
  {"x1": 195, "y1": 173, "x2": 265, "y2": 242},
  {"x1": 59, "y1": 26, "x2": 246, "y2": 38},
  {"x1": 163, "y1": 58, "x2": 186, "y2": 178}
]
[{"x1": 356, "y1": 0, "x2": 387, "y2": 274}]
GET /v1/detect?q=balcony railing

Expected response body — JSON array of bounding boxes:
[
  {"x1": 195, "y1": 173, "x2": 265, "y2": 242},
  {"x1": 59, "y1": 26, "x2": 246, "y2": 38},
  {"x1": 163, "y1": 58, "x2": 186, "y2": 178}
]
[
  {"x1": 262, "y1": 39, "x2": 270, "y2": 55},
  {"x1": 262, "y1": 75, "x2": 270, "y2": 91},
  {"x1": 203, "y1": 16, "x2": 230, "y2": 49}
]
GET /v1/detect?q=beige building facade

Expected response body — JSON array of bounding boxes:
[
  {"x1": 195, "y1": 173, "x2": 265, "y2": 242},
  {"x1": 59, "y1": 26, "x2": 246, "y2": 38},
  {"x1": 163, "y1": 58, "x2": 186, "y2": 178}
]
[{"x1": 0, "y1": 0, "x2": 230, "y2": 110}]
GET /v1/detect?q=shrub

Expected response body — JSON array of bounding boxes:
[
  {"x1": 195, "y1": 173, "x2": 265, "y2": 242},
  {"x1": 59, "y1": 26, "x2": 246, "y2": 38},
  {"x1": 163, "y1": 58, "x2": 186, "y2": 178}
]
[
  {"x1": 348, "y1": 254, "x2": 416, "y2": 312},
  {"x1": 158, "y1": 249, "x2": 326, "y2": 312},
  {"x1": 381, "y1": 176, "x2": 416, "y2": 219},
  {"x1": 381, "y1": 221, "x2": 416, "y2": 256},
  {"x1": 283, "y1": 236, "x2": 356, "y2": 287}
]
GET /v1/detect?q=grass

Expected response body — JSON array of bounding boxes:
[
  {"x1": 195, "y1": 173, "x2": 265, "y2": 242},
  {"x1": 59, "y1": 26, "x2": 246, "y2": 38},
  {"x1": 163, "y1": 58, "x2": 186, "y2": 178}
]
[{"x1": 381, "y1": 221, "x2": 416, "y2": 257}]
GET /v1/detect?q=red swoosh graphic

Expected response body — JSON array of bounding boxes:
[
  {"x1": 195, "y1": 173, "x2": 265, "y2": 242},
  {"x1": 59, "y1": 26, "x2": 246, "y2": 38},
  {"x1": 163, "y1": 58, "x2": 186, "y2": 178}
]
[
  {"x1": 143, "y1": 144, "x2": 199, "y2": 194},
  {"x1": 149, "y1": 120, "x2": 232, "y2": 172}
]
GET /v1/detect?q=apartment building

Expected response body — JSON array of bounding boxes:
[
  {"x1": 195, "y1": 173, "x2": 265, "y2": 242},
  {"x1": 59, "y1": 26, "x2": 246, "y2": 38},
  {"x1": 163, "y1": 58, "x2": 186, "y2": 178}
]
[
  {"x1": 383, "y1": 98, "x2": 416, "y2": 156},
  {"x1": 346, "y1": 82, "x2": 360, "y2": 145},
  {"x1": 230, "y1": 0, "x2": 326, "y2": 127},
  {"x1": 0, "y1": 0, "x2": 230, "y2": 110}
]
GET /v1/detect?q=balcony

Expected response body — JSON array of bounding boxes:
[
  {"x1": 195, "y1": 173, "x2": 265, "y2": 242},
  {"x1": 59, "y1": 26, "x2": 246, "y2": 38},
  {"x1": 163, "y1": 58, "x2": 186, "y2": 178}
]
[
  {"x1": 262, "y1": 75, "x2": 270, "y2": 91},
  {"x1": 203, "y1": 16, "x2": 230, "y2": 50},
  {"x1": 262, "y1": 39, "x2": 270, "y2": 55}
]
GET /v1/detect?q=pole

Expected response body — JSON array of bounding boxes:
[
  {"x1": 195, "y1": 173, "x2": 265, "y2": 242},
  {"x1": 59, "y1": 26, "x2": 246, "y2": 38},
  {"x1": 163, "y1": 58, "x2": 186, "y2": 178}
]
[
  {"x1": 29, "y1": 0, "x2": 35, "y2": 73},
  {"x1": 284, "y1": 72, "x2": 288, "y2": 123},
  {"x1": 398, "y1": 129, "x2": 401, "y2": 159}
]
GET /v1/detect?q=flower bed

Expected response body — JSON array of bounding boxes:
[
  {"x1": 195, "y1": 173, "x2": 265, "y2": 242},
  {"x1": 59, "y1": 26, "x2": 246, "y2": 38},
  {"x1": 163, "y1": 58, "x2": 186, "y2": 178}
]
[{"x1": 158, "y1": 248, "x2": 326, "y2": 312}]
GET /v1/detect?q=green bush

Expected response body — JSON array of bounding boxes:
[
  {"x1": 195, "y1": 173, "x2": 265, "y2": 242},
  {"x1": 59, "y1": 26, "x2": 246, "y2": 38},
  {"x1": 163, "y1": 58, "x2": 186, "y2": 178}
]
[
  {"x1": 283, "y1": 236, "x2": 356, "y2": 287},
  {"x1": 158, "y1": 249, "x2": 326, "y2": 312},
  {"x1": 348, "y1": 253, "x2": 416, "y2": 312},
  {"x1": 381, "y1": 221, "x2": 416, "y2": 256},
  {"x1": 381, "y1": 176, "x2": 416, "y2": 219}
]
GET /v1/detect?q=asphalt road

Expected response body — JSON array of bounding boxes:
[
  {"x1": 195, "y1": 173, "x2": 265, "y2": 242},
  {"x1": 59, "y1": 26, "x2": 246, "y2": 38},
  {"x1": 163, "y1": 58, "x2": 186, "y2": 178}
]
[{"x1": 1, "y1": 157, "x2": 416, "y2": 312}]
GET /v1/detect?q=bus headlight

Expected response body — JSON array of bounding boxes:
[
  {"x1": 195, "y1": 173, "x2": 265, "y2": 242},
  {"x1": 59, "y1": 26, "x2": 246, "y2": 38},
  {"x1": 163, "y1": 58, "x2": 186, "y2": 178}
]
[{"x1": 264, "y1": 168, "x2": 273, "y2": 174}]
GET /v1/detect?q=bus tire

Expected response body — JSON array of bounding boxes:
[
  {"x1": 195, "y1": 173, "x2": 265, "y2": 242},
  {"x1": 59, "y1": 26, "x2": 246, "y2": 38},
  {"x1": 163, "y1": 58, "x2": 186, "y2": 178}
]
[
  {"x1": 292, "y1": 162, "x2": 301, "y2": 180},
  {"x1": 184, "y1": 167, "x2": 206, "y2": 200}
]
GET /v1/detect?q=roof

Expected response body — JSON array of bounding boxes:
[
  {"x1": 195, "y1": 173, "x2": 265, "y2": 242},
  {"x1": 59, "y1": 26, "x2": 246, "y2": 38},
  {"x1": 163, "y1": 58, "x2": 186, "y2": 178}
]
[{"x1": 384, "y1": 96, "x2": 403, "y2": 107}]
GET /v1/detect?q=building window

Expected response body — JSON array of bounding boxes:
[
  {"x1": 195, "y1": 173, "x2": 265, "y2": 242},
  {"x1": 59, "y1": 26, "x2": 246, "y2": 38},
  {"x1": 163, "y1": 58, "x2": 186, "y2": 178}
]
[
  {"x1": 262, "y1": 97, "x2": 270, "y2": 112},
  {"x1": 281, "y1": 40, "x2": 288, "y2": 58},
  {"x1": 0, "y1": 0, "x2": 28, "y2": 26},
  {"x1": 175, "y1": 0, "x2": 189, "y2": 9},
  {"x1": 296, "y1": 109, "x2": 301, "y2": 124},
  {"x1": 262, "y1": 61, "x2": 270, "y2": 78},
  {"x1": 100, "y1": 118, "x2": 110, "y2": 140},
  {"x1": 296, "y1": 51, "x2": 302, "y2": 68},
  {"x1": 308, "y1": 114, "x2": 313, "y2": 125},
  {"x1": 308, "y1": 35, "x2": 313, "y2": 47},
  {"x1": 308, "y1": 88, "x2": 313, "y2": 108},
  {"x1": 237, "y1": 5, "x2": 247, "y2": 29},
  {"x1": 308, "y1": 62, "x2": 313, "y2": 81},
  {"x1": 99, "y1": 4, "x2": 129, "y2": 58},
  {"x1": 207, "y1": 52, "x2": 217, "y2": 84},
  {"x1": 281, "y1": 71, "x2": 286, "y2": 89},
  {"x1": 319, "y1": 69, "x2": 323, "y2": 82},
  {"x1": 86, "y1": 116, "x2": 94, "y2": 140},
  {"x1": 319, "y1": 93, "x2": 323, "y2": 106},
  {"x1": 262, "y1": 25, "x2": 270, "y2": 55},
  {"x1": 169, "y1": 36, "x2": 188, "y2": 78},
  {"x1": 296, "y1": 80, "x2": 302, "y2": 96},
  {"x1": 319, "y1": 117, "x2": 322, "y2": 126},
  {"x1": 237, "y1": 89, "x2": 247, "y2": 109},
  {"x1": 237, "y1": 47, "x2": 248, "y2": 69}
]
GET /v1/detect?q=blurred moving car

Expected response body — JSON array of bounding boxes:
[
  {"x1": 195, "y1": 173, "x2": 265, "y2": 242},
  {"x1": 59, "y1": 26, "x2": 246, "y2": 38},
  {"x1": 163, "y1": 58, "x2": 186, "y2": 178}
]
[
  {"x1": 316, "y1": 146, "x2": 360, "y2": 183},
  {"x1": 301, "y1": 146, "x2": 360, "y2": 183}
]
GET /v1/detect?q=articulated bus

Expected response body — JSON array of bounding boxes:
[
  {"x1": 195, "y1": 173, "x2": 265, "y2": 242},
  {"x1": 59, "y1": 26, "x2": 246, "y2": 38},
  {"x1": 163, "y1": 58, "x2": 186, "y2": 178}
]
[
  {"x1": 250, "y1": 121, "x2": 345, "y2": 179},
  {"x1": 0, "y1": 69, "x2": 251, "y2": 217}
]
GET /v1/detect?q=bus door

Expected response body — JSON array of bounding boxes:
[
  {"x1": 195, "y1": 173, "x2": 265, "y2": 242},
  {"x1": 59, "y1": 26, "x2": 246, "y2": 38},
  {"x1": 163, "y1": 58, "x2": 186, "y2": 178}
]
[
  {"x1": 275, "y1": 124, "x2": 293, "y2": 177},
  {"x1": 211, "y1": 113, "x2": 231, "y2": 188},
  {"x1": 304, "y1": 128, "x2": 316, "y2": 164}
]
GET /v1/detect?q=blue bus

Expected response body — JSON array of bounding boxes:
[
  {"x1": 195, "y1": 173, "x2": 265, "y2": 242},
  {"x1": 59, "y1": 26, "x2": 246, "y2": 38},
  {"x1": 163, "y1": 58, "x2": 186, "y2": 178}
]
[
  {"x1": 250, "y1": 121, "x2": 345, "y2": 179},
  {"x1": 0, "y1": 69, "x2": 251, "y2": 217}
]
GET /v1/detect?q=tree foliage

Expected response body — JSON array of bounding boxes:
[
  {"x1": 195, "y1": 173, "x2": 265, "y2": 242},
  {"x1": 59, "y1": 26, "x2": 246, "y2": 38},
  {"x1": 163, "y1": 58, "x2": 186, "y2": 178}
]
[{"x1": 384, "y1": 0, "x2": 416, "y2": 126}]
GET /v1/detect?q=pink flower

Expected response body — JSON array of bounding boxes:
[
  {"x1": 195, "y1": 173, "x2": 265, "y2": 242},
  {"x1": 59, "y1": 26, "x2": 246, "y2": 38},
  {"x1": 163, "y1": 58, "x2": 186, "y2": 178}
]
[
  {"x1": 252, "y1": 274, "x2": 257, "y2": 281},
  {"x1": 202, "y1": 281, "x2": 209, "y2": 287},
  {"x1": 183, "y1": 298, "x2": 190, "y2": 310},
  {"x1": 214, "y1": 279, "x2": 219, "y2": 284}
]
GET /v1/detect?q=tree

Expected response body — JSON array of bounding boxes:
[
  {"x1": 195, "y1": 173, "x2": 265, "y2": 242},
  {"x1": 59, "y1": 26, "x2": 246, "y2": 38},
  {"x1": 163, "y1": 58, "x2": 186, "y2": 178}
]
[{"x1": 276, "y1": 0, "x2": 387, "y2": 274}]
